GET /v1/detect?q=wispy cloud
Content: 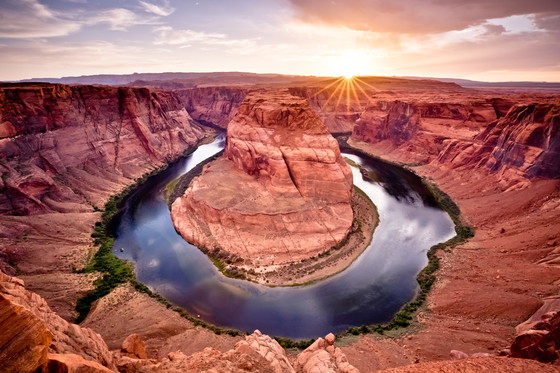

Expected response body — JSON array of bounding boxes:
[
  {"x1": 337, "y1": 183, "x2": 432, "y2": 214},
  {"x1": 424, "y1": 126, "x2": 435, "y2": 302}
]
[
  {"x1": 0, "y1": 0, "x2": 80, "y2": 38},
  {"x1": 152, "y1": 26, "x2": 293, "y2": 56},
  {"x1": 153, "y1": 26, "x2": 227, "y2": 45},
  {"x1": 0, "y1": 39, "x2": 186, "y2": 80},
  {"x1": 88, "y1": 8, "x2": 161, "y2": 31},
  {"x1": 139, "y1": 0, "x2": 175, "y2": 17},
  {"x1": 0, "y1": 0, "x2": 173, "y2": 38},
  {"x1": 287, "y1": 0, "x2": 560, "y2": 34}
]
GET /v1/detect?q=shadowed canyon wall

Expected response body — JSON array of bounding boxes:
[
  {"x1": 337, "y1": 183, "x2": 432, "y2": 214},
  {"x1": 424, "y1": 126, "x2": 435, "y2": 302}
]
[{"x1": 0, "y1": 83, "x2": 206, "y2": 216}]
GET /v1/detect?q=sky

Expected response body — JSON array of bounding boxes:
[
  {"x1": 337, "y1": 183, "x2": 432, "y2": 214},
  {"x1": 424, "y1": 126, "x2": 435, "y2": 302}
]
[{"x1": 1, "y1": 0, "x2": 559, "y2": 82}]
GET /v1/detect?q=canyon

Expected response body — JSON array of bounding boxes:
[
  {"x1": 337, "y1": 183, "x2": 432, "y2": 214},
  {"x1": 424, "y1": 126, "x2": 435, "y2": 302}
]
[{"x1": 0, "y1": 75, "x2": 559, "y2": 372}]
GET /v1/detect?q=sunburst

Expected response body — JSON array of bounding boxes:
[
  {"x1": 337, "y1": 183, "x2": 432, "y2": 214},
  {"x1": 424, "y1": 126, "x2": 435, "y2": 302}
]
[{"x1": 313, "y1": 75, "x2": 379, "y2": 114}]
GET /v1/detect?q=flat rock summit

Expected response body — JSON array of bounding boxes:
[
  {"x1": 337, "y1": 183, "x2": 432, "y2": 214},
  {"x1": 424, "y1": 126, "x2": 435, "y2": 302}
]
[{"x1": 171, "y1": 90, "x2": 354, "y2": 266}]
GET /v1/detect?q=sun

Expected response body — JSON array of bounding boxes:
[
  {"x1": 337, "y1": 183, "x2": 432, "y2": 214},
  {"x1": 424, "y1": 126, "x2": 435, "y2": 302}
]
[{"x1": 331, "y1": 50, "x2": 371, "y2": 79}]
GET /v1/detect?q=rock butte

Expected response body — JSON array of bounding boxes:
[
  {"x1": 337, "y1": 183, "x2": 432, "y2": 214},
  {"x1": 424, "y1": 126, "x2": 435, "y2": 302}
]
[{"x1": 171, "y1": 90, "x2": 354, "y2": 266}]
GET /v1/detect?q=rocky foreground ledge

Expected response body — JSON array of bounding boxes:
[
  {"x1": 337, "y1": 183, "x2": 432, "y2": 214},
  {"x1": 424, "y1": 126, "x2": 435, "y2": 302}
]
[
  {"x1": 171, "y1": 90, "x2": 356, "y2": 278},
  {"x1": 2, "y1": 269, "x2": 559, "y2": 373}
]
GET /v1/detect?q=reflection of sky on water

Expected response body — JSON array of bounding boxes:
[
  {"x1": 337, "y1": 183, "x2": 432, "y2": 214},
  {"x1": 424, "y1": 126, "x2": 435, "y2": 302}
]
[{"x1": 114, "y1": 137, "x2": 455, "y2": 339}]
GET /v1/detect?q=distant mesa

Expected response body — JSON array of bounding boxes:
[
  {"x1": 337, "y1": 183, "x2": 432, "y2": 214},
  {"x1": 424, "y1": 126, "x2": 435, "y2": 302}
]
[{"x1": 171, "y1": 90, "x2": 354, "y2": 269}]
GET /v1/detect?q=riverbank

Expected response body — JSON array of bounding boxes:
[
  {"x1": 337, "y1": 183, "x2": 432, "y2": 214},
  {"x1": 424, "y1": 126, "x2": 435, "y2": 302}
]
[{"x1": 334, "y1": 138, "x2": 560, "y2": 372}]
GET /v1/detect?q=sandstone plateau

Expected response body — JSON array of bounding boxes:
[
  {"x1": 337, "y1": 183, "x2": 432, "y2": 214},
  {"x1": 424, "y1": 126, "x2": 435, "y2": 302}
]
[
  {"x1": 171, "y1": 90, "x2": 354, "y2": 267},
  {"x1": 0, "y1": 76, "x2": 559, "y2": 373}
]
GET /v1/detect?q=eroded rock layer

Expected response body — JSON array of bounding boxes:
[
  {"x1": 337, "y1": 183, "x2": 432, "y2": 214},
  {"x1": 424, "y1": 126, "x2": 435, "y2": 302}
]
[
  {"x1": 351, "y1": 98, "x2": 559, "y2": 183},
  {"x1": 172, "y1": 90, "x2": 353, "y2": 265},
  {"x1": 0, "y1": 83, "x2": 206, "y2": 216},
  {"x1": 0, "y1": 271, "x2": 115, "y2": 371},
  {"x1": 0, "y1": 82, "x2": 207, "y2": 318}
]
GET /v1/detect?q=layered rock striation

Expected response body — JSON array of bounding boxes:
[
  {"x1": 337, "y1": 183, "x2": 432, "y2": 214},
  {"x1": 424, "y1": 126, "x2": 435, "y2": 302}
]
[
  {"x1": 351, "y1": 97, "x2": 559, "y2": 182},
  {"x1": 435, "y1": 103, "x2": 560, "y2": 184},
  {"x1": 172, "y1": 90, "x2": 353, "y2": 266},
  {"x1": 0, "y1": 83, "x2": 206, "y2": 215},
  {"x1": 351, "y1": 99, "x2": 511, "y2": 163},
  {"x1": 177, "y1": 86, "x2": 247, "y2": 129},
  {"x1": 0, "y1": 271, "x2": 115, "y2": 372},
  {"x1": 0, "y1": 82, "x2": 207, "y2": 318}
]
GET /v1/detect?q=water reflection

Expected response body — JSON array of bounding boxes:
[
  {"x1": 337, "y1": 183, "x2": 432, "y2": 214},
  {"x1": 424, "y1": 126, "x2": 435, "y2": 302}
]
[{"x1": 114, "y1": 136, "x2": 454, "y2": 338}]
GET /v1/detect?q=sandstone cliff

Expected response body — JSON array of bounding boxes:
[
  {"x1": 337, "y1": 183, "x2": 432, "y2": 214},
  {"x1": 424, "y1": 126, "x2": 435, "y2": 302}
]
[
  {"x1": 172, "y1": 90, "x2": 353, "y2": 266},
  {"x1": 433, "y1": 103, "x2": 560, "y2": 186},
  {"x1": 0, "y1": 83, "x2": 207, "y2": 319},
  {"x1": 0, "y1": 83, "x2": 206, "y2": 215},
  {"x1": 176, "y1": 86, "x2": 247, "y2": 128},
  {"x1": 0, "y1": 271, "x2": 115, "y2": 372},
  {"x1": 351, "y1": 99, "x2": 510, "y2": 163},
  {"x1": 351, "y1": 97, "x2": 559, "y2": 182},
  {"x1": 476, "y1": 103, "x2": 560, "y2": 179}
]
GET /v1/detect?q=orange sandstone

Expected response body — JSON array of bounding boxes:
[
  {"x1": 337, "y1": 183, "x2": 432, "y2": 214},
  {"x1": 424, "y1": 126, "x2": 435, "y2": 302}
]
[{"x1": 171, "y1": 90, "x2": 353, "y2": 266}]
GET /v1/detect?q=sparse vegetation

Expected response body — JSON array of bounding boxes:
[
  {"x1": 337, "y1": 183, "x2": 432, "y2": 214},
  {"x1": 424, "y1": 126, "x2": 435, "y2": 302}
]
[
  {"x1": 335, "y1": 147, "x2": 475, "y2": 339},
  {"x1": 75, "y1": 135, "x2": 474, "y2": 348},
  {"x1": 274, "y1": 336, "x2": 316, "y2": 349},
  {"x1": 74, "y1": 137, "x2": 243, "y2": 337}
]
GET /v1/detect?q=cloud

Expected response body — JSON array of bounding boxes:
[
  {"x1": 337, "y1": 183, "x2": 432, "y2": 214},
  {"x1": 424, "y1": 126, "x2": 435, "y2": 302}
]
[
  {"x1": 89, "y1": 8, "x2": 161, "y2": 31},
  {"x1": 534, "y1": 14, "x2": 560, "y2": 31},
  {"x1": 152, "y1": 26, "x2": 293, "y2": 56},
  {"x1": 153, "y1": 26, "x2": 227, "y2": 45},
  {"x1": 0, "y1": 39, "x2": 187, "y2": 80},
  {"x1": 482, "y1": 24, "x2": 507, "y2": 36},
  {"x1": 0, "y1": 0, "x2": 81, "y2": 38},
  {"x1": 139, "y1": 0, "x2": 175, "y2": 17},
  {"x1": 377, "y1": 25, "x2": 560, "y2": 80},
  {"x1": 287, "y1": 0, "x2": 560, "y2": 34},
  {"x1": 0, "y1": 0, "x2": 166, "y2": 38}
]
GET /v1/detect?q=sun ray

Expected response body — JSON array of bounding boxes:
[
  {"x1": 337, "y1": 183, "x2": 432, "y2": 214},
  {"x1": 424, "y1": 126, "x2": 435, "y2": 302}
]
[
  {"x1": 312, "y1": 76, "x2": 346, "y2": 98},
  {"x1": 345, "y1": 78, "x2": 351, "y2": 112},
  {"x1": 353, "y1": 79, "x2": 378, "y2": 107},
  {"x1": 354, "y1": 76, "x2": 381, "y2": 92},
  {"x1": 333, "y1": 79, "x2": 347, "y2": 113},
  {"x1": 348, "y1": 79, "x2": 363, "y2": 112},
  {"x1": 322, "y1": 78, "x2": 347, "y2": 111}
]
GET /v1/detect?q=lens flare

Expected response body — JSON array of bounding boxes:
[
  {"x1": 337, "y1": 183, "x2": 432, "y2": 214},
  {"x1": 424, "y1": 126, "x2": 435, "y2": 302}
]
[{"x1": 331, "y1": 50, "x2": 372, "y2": 80}]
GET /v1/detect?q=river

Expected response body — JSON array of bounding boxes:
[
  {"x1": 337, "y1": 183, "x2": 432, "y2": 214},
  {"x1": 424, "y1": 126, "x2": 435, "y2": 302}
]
[{"x1": 113, "y1": 135, "x2": 455, "y2": 339}]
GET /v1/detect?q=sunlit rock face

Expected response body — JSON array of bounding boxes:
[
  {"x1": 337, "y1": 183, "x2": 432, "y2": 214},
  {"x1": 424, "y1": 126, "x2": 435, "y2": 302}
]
[
  {"x1": 0, "y1": 271, "x2": 116, "y2": 371},
  {"x1": 477, "y1": 103, "x2": 560, "y2": 179},
  {"x1": 172, "y1": 90, "x2": 353, "y2": 265}
]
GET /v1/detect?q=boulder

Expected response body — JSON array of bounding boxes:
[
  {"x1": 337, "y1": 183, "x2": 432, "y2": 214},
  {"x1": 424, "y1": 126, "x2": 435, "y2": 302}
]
[
  {"x1": 510, "y1": 311, "x2": 560, "y2": 363},
  {"x1": 121, "y1": 333, "x2": 148, "y2": 359},
  {"x1": 0, "y1": 271, "x2": 116, "y2": 370},
  {"x1": 295, "y1": 333, "x2": 359, "y2": 373},
  {"x1": 47, "y1": 353, "x2": 114, "y2": 373}
]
